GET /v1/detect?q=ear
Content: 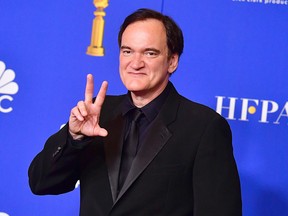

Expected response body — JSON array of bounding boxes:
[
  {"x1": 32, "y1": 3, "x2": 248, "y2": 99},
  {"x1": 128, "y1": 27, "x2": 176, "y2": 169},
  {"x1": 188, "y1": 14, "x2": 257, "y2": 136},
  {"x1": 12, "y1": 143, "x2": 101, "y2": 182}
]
[{"x1": 168, "y1": 54, "x2": 179, "y2": 74}]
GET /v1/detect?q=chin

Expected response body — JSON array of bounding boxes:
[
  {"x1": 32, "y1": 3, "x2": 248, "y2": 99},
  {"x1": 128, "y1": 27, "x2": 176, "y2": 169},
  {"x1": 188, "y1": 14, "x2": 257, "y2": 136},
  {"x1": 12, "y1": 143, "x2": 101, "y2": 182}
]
[
  {"x1": 126, "y1": 86, "x2": 145, "y2": 92},
  {"x1": 124, "y1": 80, "x2": 146, "y2": 91}
]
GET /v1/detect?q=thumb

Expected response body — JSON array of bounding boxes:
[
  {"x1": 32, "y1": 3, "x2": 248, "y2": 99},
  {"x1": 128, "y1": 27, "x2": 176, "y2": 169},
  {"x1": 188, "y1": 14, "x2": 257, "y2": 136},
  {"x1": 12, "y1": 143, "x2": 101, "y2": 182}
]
[{"x1": 97, "y1": 128, "x2": 108, "y2": 137}]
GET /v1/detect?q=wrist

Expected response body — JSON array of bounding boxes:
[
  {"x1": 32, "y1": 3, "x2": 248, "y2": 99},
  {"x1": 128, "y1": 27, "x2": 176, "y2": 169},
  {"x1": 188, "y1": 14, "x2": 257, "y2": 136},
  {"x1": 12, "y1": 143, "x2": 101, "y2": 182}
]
[{"x1": 69, "y1": 129, "x2": 85, "y2": 140}]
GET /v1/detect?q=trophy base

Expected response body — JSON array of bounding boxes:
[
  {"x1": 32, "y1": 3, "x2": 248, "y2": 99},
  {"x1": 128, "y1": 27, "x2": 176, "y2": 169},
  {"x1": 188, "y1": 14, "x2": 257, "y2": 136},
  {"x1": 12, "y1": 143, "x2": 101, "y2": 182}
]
[{"x1": 86, "y1": 46, "x2": 104, "y2": 56}]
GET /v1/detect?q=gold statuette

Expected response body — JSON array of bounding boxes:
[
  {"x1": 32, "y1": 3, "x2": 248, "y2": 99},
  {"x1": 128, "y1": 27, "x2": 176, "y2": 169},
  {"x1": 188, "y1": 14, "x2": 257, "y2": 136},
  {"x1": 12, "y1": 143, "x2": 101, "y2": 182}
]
[{"x1": 86, "y1": 0, "x2": 109, "y2": 56}]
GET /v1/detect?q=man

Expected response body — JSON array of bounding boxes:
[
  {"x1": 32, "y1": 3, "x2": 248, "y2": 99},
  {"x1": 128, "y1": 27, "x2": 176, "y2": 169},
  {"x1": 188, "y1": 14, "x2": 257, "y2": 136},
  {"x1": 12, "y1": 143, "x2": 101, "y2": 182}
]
[{"x1": 29, "y1": 8, "x2": 242, "y2": 216}]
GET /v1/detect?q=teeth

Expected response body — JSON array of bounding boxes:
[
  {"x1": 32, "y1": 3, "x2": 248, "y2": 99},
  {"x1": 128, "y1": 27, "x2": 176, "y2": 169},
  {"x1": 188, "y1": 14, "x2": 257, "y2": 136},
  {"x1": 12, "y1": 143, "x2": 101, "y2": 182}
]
[{"x1": 0, "y1": 61, "x2": 19, "y2": 95}]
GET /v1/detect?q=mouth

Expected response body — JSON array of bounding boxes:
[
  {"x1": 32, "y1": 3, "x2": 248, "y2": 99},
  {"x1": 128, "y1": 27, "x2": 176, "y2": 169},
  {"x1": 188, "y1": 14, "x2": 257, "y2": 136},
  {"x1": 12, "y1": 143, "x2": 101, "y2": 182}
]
[{"x1": 128, "y1": 71, "x2": 146, "y2": 76}]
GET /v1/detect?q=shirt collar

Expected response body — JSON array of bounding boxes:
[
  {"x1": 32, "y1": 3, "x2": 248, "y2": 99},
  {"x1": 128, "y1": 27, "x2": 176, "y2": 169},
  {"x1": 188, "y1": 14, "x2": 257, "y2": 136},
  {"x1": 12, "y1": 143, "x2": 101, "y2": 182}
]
[{"x1": 121, "y1": 82, "x2": 172, "y2": 122}]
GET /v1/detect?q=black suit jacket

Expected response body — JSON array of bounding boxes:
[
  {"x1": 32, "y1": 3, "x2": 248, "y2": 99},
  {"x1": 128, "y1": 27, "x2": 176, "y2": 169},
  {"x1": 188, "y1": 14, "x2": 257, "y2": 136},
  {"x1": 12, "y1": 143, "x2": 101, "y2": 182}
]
[{"x1": 29, "y1": 84, "x2": 242, "y2": 216}]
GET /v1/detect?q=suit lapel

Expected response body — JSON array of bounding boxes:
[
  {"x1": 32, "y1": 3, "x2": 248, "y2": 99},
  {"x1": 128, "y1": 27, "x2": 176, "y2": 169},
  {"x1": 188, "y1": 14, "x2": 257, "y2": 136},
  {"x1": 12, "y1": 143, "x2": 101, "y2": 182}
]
[
  {"x1": 114, "y1": 85, "x2": 180, "y2": 203},
  {"x1": 104, "y1": 114, "x2": 125, "y2": 202},
  {"x1": 115, "y1": 117, "x2": 172, "y2": 202}
]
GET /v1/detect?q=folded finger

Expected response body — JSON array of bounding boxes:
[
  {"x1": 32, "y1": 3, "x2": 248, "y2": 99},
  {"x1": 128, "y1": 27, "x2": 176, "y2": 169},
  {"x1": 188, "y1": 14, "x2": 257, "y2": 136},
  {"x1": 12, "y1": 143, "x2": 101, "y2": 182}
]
[
  {"x1": 77, "y1": 101, "x2": 88, "y2": 117},
  {"x1": 70, "y1": 106, "x2": 84, "y2": 121}
]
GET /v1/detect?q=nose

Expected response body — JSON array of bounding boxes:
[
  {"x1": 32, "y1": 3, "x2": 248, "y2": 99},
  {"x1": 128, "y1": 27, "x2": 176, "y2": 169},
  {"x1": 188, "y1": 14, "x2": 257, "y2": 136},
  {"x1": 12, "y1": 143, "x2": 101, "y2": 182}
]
[{"x1": 130, "y1": 53, "x2": 145, "y2": 70}]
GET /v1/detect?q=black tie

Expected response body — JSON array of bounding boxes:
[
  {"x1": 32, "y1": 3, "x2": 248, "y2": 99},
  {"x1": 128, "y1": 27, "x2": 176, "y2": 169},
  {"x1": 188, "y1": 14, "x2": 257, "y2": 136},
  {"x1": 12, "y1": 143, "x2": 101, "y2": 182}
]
[{"x1": 118, "y1": 108, "x2": 142, "y2": 192}]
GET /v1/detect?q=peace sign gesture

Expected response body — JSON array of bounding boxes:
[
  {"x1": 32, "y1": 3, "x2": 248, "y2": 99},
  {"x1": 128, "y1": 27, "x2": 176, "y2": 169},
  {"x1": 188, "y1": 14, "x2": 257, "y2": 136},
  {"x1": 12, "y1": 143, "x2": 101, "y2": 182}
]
[{"x1": 69, "y1": 74, "x2": 108, "y2": 140}]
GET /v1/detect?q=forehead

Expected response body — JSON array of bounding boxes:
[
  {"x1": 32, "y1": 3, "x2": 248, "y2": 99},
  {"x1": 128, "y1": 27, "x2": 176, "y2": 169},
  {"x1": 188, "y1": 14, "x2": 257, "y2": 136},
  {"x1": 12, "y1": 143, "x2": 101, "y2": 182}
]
[{"x1": 121, "y1": 19, "x2": 167, "y2": 47}]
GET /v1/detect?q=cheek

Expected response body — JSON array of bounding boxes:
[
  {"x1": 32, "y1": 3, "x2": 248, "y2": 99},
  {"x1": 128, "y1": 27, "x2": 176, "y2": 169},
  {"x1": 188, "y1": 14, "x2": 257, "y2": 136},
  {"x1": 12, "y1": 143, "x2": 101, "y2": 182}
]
[
  {"x1": 119, "y1": 61, "x2": 126, "y2": 76},
  {"x1": 119, "y1": 69, "x2": 126, "y2": 85},
  {"x1": 151, "y1": 64, "x2": 169, "y2": 78},
  {"x1": 119, "y1": 58, "x2": 130, "y2": 71}
]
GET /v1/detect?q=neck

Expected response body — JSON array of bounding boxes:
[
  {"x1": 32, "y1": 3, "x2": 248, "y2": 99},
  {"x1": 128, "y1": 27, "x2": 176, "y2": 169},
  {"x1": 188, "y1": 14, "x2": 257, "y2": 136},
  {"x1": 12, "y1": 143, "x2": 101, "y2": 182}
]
[{"x1": 130, "y1": 81, "x2": 169, "y2": 108}]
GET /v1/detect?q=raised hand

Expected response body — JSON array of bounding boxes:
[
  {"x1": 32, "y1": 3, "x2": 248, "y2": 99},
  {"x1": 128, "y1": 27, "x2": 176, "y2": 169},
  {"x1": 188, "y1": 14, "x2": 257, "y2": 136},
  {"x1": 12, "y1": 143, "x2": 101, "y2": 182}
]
[{"x1": 69, "y1": 74, "x2": 108, "y2": 140}]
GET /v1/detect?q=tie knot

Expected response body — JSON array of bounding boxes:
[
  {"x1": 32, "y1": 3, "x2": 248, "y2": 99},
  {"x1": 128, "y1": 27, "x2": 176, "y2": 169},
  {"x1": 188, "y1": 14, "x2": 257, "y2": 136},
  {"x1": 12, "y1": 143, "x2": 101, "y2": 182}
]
[{"x1": 131, "y1": 108, "x2": 142, "y2": 123}]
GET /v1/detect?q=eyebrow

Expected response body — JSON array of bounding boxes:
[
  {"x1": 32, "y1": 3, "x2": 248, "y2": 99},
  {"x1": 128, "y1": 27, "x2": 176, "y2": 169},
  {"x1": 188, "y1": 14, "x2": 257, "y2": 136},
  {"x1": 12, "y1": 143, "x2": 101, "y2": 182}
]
[
  {"x1": 120, "y1": 46, "x2": 161, "y2": 54},
  {"x1": 120, "y1": 46, "x2": 131, "y2": 50}
]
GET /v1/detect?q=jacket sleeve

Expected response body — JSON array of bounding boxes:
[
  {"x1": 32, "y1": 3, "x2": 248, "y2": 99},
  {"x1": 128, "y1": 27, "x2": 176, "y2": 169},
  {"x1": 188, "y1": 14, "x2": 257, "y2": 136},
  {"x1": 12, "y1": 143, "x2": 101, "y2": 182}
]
[
  {"x1": 28, "y1": 124, "x2": 92, "y2": 195},
  {"x1": 193, "y1": 115, "x2": 242, "y2": 216}
]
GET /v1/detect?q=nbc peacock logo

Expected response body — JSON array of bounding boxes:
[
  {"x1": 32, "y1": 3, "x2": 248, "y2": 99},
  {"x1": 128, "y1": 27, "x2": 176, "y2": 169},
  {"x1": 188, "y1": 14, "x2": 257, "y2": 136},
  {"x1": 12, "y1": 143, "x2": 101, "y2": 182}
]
[{"x1": 0, "y1": 61, "x2": 19, "y2": 113}]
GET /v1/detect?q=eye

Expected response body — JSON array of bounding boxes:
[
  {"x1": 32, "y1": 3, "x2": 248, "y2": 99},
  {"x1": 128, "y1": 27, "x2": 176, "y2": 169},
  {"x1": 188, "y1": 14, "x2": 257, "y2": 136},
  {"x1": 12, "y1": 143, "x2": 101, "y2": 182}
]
[
  {"x1": 122, "y1": 49, "x2": 132, "y2": 56},
  {"x1": 144, "y1": 50, "x2": 159, "y2": 58}
]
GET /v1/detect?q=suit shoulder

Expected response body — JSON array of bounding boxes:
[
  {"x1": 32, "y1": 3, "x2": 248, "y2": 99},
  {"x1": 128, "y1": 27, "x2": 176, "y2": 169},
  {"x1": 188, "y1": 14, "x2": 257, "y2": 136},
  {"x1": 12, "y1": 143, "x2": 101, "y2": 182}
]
[
  {"x1": 178, "y1": 94, "x2": 225, "y2": 122},
  {"x1": 102, "y1": 94, "x2": 126, "y2": 107},
  {"x1": 99, "y1": 94, "x2": 126, "y2": 120}
]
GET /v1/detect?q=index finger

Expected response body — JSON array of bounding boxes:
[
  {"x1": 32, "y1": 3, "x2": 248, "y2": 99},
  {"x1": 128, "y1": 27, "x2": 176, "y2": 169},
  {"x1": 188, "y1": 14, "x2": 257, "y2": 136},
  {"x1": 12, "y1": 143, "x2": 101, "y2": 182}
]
[{"x1": 85, "y1": 74, "x2": 94, "y2": 103}]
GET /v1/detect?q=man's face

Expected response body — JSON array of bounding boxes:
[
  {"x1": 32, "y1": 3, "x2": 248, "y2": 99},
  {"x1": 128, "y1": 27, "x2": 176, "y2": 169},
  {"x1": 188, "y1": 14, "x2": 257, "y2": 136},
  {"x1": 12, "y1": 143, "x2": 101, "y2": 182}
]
[{"x1": 119, "y1": 19, "x2": 178, "y2": 101}]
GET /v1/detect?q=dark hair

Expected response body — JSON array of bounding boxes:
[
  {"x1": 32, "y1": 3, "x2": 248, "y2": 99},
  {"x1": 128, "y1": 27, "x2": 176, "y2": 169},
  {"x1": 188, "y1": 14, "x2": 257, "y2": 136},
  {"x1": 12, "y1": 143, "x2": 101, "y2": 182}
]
[{"x1": 118, "y1": 8, "x2": 184, "y2": 58}]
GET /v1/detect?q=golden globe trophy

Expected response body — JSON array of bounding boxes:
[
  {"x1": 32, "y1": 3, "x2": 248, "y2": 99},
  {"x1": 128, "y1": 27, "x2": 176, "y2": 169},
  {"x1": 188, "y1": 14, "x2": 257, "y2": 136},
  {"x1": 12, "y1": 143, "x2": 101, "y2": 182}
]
[{"x1": 86, "y1": 0, "x2": 109, "y2": 56}]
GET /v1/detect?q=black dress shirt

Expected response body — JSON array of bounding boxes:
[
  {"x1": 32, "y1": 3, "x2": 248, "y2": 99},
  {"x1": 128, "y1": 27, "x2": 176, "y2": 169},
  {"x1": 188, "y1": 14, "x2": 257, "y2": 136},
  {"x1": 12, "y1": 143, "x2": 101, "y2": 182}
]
[{"x1": 121, "y1": 82, "x2": 172, "y2": 153}]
